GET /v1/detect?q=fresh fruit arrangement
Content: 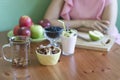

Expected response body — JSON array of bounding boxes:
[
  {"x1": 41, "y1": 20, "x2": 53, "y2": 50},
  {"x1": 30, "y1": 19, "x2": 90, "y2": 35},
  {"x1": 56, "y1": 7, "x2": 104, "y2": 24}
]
[
  {"x1": 89, "y1": 30, "x2": 104, "y2": 41},
  {"x1": 13, "y1": 15, "x2": 48, "y2": 40},
  {"x1": 13, "y1": 15, "x2": 33, "y2": 37}
]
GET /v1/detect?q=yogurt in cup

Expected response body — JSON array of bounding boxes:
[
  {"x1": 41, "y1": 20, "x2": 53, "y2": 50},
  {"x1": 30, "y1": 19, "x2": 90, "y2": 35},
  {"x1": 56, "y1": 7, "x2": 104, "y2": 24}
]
[{"x1": 61, "y1": 29, "x2": 77, "y2": 55}]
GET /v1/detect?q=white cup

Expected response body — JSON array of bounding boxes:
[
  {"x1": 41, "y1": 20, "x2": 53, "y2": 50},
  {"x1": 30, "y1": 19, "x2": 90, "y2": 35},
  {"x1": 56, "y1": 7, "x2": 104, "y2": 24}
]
[{"x1": 61, "y1": 30, "x2": 77, "y2": 55}]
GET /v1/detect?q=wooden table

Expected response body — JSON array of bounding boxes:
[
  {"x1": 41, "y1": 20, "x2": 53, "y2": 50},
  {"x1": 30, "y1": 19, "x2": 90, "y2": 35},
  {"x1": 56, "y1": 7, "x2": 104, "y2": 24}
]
[{"x1": 0, "y1": 31, "x2": 120, "y2": 80}]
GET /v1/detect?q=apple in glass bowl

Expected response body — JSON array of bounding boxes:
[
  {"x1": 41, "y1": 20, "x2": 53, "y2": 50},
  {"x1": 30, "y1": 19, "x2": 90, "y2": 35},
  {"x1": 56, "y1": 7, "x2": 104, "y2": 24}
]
[
  {"x1": 13, "y1": 25, "x2": 20, "y2": 36},
  {"x1": 30, "y1": 25, "x2": 44, "y2": 39},
  {"x1": 13, "y1": 26, "x2": 31, "y2": 37},
  {"x1": 39, "y1": 19, "x2": 51, "y2": 28},
  {"x1": 19, "y1": 15, "x2": 33, "y2": 28}
]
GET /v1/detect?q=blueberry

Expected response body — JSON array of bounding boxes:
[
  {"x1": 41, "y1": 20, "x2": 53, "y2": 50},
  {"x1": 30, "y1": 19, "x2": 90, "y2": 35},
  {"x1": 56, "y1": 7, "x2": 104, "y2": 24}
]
[{"x1": 45, "y1": 26, "x2": 63, "y2": 39}]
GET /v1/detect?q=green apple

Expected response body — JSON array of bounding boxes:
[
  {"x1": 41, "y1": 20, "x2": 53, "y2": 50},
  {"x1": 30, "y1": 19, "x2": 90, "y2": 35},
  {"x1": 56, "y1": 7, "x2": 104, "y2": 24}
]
[
  {"x1": 30, "y1": 25, "x2": 44, "y2": 39},
  {"x1": 89, "y1": 30, "x2": 104, "y2": 41}
]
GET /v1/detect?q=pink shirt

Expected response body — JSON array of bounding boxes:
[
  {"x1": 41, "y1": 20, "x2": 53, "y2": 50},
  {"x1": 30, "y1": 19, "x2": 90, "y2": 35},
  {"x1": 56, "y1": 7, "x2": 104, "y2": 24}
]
[
  {"x1": 61, "y1": 0, "x2": 120, "y2": 45},
  {"x1": 61, "y1": 0, "x2": 111, "y2": 20}
]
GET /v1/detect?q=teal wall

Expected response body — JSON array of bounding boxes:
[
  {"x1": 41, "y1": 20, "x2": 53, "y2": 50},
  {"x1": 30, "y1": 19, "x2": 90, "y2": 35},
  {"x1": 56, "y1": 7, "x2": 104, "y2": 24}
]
[
  {"x1": 117, "y1": 0, "x2": 120, "y2": 32},
  {"x1": 0, "y1": 0, "x2": 120, "y2": 32},
  {"x1": 0, "y1": 0, "x2": 50, "y2": 32}
]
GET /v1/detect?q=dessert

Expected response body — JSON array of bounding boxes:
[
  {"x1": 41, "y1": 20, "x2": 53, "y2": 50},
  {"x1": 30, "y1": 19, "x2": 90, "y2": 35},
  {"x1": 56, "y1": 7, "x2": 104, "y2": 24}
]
[
  {"x1": 44, "y1": 26, "x2": 63, "y2": 47},
  {"x1": 61, "y1": 29, "x2": 77, "y2": 55},
  {"x1": 36, "y1": 45, "x2": 61, "y2": 65},
  {"x1": 62, "y1": 29, "x2": 77, "y2": 37},
  {"x1": 36, "y1": 45, "x2": 60, "y2": 55}
]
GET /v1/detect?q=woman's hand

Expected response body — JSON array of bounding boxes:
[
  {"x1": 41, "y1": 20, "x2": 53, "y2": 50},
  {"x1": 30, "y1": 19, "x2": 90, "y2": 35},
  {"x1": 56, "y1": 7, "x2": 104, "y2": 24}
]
[{"x1": 76, "y1": 20, "x2": 110, "y2": 33}]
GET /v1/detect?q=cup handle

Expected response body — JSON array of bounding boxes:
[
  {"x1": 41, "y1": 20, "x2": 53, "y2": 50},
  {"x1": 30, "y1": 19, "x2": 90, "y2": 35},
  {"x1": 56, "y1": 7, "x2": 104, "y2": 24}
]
[{"x1": 2, "y1": 44, "x2": 12, "y2": 62}]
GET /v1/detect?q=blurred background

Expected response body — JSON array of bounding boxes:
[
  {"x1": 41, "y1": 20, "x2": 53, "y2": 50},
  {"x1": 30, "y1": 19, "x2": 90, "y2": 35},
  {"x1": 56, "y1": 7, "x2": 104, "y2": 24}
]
[{"x1": 0, "y1": 0, "x2": 120, "y2": 32}]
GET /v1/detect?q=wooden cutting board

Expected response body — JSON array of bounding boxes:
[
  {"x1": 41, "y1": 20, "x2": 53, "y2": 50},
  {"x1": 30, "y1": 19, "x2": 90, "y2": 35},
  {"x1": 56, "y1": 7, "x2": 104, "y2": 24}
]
[{"x1": 76, "y1": 32, "x2": 115, "y2": 51}]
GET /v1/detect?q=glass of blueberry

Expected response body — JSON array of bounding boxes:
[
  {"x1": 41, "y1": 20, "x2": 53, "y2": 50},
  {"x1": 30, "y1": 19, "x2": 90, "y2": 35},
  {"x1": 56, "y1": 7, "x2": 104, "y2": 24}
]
[{"x1": 44, "y1": 26, "x2": 63, "y2": 47}]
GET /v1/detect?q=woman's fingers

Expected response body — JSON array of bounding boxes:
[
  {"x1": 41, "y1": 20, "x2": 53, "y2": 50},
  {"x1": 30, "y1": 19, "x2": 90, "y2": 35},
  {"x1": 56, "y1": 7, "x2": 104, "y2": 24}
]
[
  {"x1": 93, "y1": 23, "x2": 103, "y2": 31},
  {"x1": 75, "y1": 20, "x2": 110, "y2": 33},
  {"x1": 75, "y1": 27, "x2": 92, "y2": 32},
  {"x1": 98, "y1": 21, "x2": 109, "y2": 30},
  {"x1": 101, "y1": 20, "x2": 110, "y2": 25},
  {"x1": 94, "y1": 22, "x2": 109, "y2": 34}
]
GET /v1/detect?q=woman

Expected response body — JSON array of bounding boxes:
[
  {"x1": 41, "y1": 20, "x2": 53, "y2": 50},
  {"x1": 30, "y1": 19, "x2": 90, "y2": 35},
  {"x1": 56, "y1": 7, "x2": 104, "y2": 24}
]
[{"x1": 44, "y1": 0, "x2": 120, "y2": 45}]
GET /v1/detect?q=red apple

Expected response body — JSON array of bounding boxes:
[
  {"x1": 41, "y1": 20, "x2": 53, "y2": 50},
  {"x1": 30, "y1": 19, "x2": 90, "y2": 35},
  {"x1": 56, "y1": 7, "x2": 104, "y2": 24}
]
[
  {"x1": 39, "y1": 19, "x2": 51, "y2": 28},
  {"x1": 19, "y1": 15, "x2": 33, "y2": 28},
  {"x1": 17, "y1": 27, "x2": 31, "y2": 37},
  {"x1": 13, "y1": 25, "x2": 20, "y2": 36}
]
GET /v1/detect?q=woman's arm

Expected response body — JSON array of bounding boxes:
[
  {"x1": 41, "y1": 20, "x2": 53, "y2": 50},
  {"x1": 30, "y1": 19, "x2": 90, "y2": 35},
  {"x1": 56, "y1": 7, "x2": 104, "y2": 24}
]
[
  {"x1": 102, "y1": 0, "x2": 118, "y2": 27},
  {"x1": 73, "y1": 0, "x2": 117, "y2": 33},
  {"x1": 44, "y1": 0, "x2": 87, "y2": 28},
  {"x1": 44, "y1": 0, "x2": 117, "y2": 33},
  {"x1": 44, "y1": 0, "x2": 64, "y2": 25}
]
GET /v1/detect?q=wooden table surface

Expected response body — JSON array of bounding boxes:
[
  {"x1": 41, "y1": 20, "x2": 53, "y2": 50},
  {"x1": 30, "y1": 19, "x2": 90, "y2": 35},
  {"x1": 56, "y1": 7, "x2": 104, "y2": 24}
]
[{"x1": 0, "y1": 31, "x2": 120, "y2": 80}]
